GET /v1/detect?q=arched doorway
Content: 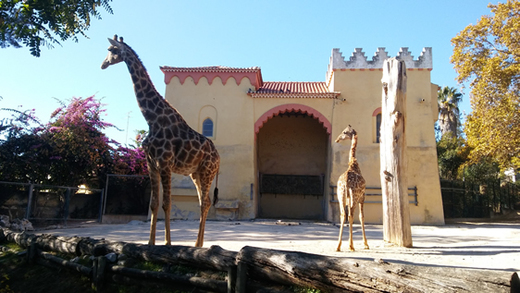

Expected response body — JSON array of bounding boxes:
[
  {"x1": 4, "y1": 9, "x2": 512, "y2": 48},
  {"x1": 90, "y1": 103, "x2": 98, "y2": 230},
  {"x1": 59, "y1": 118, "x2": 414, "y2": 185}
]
[{"x1": 255, "y1": 104, "x2": 330, "y2": 219}]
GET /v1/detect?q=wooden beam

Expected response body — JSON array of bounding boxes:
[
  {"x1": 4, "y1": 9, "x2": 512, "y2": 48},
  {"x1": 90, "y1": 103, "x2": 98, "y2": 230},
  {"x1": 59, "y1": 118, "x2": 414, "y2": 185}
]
[{"x1": 380, "y1": 58, "x2": 413, "y2": 247}]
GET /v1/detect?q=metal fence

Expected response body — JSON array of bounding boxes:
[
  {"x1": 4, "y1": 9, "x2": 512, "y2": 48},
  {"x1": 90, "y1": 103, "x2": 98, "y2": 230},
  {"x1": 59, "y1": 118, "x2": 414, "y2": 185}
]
[
  {"x1": 441, "y1": 179, "x2": 519, "y2": 218},
  {"x1": 103, "y1": 174, "x2": 150, "y2": 216},
  {"x1": 329, "y1": 185, "x2": 419, "y2": 205},
  {"x1": 0, "y1": 181, "x2": 103, "y2": 224}
]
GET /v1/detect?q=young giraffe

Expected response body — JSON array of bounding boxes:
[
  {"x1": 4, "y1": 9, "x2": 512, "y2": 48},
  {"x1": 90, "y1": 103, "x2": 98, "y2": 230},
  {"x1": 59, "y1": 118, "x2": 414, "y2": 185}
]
[
  {"x1": 335, "y1": 125, "x2": 369, "y2": 251},
  {"x1": 101, "y1": 35, "x2": 220, "y2": 247}
]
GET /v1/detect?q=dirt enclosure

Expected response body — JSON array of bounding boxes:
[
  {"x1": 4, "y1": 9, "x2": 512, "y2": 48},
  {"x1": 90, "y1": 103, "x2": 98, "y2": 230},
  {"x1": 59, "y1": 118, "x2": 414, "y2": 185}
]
[{"x1": 38, "y1": 212, "x2": 520, "y2": 274}]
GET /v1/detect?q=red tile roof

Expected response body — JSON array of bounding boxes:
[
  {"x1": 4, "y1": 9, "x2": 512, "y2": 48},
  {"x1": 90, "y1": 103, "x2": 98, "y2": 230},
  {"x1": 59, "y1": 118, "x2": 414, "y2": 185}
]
[
  {"x1": 161, "y1": 66, "x2": 261, "y2": 73},
  {"x1": 160, "y1": 66, "x2": 339, "y2": 99},
  {"x1": 249, "y1": 82, "x2": 339, "y2": 99}
]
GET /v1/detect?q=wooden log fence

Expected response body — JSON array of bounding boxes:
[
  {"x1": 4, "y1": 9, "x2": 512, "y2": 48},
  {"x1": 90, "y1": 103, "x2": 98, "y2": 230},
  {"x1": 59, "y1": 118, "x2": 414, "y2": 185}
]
[{"x1": 1, "y1": 228, "x2": 516, "y2": 292}]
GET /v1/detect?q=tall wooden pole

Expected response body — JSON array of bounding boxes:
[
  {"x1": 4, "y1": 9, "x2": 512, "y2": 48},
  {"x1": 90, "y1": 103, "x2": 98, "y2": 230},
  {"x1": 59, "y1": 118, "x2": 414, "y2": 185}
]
[{"x1": 380, "y1": 58, "x2": 413, "y2": 248}]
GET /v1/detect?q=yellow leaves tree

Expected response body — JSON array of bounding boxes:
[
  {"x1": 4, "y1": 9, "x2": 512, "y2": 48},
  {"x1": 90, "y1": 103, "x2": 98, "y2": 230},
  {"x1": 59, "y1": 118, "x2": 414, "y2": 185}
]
[{"x1": 451, "y1": 0, "x2": 520, "y2": 171}]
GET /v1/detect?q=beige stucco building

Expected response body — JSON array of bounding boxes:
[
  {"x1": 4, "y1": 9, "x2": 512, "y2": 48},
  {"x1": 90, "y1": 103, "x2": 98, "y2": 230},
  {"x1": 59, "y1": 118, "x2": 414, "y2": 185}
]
[{"x1": 157, "y1": 47, "x2": 444, "y2": 225}]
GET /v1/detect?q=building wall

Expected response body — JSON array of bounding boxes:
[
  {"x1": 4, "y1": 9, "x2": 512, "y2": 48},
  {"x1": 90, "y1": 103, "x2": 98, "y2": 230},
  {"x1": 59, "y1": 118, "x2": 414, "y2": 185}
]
[
  {"x1": 327, "y1": 51, "x2": 444, "y2": 224},
  {"x1": 160, "y1": 47, "x2": 444, "y2": 225},
  {"x1": 163, "y1": 75, "x2": 257, "y2": 220}
]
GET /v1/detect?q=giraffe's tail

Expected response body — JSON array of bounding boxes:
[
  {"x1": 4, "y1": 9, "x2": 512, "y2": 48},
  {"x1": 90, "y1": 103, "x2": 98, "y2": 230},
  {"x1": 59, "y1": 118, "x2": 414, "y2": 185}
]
[
  {"x1": 213, "y1": 187, "x2": 219, "y2": 206},
  {"x1": 213, "y1": 170, "x2": 219, "y2": 206}
]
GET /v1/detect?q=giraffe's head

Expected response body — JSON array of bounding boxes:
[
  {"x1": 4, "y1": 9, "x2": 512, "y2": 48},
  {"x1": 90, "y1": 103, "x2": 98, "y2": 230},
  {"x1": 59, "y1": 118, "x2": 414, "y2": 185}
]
[
  {"x1": 101, "y1": 35, "x2": 126, "y2": 69},
  {"x1": 335, "y1": 125, "x2": 357, "y2": 143}
]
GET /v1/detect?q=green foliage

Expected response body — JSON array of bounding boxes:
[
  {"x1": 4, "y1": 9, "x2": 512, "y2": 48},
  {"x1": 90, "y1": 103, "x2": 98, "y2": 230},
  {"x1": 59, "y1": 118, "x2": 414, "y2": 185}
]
[
  {"x1": 292, "y1": 286, "x2": 322, "y2": 293},
  {"x1": 0, "y1": 274, "x2": 14, "y2": 293},
  {"x1": 451, "y1": 0, "x2": 520, "y2": 172},
  {"x1": 0, "y1": 0, "x2": 113, "y2": 56},
  {"x1": 436, "y1": 133, "x2": 469, "y2": 180},
  {"x1": 462, "y1": 158, "x2": 501, "y2": 184},
  {"x1": 437, "y1": 86, "x2": 463, "y2": 137},
  {"x1": 44, "y1": 96, "x2": 114, "y2": 187},
  {"x1": 0, "y1": 96, "x2": 147, "y2": 189},
  {"x1": 134, "y1": 261, "x2": 164, "y2": 272}
]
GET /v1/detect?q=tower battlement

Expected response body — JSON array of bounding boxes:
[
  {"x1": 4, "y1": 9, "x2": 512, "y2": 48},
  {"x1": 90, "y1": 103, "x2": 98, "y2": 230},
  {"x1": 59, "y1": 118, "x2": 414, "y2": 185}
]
[{"x1": 327, "y1": 47, "x2": 432, "y2": 83}]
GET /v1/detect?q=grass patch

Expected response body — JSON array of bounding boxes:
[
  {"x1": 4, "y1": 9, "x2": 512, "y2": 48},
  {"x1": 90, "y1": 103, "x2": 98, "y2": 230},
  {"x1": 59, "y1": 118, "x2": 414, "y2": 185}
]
[{"x1": 292, "y1": 287, "x2": 322, "y2": 293}]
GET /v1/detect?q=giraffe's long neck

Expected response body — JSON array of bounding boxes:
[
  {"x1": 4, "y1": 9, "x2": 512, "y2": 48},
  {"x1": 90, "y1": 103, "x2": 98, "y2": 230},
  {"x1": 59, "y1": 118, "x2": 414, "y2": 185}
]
[
  {"x1": 122, "y1": 45, "x2": 178, "y2": 126},
  {"x1": 349, "y1": 134, "x2": 358, "y2": 161}
]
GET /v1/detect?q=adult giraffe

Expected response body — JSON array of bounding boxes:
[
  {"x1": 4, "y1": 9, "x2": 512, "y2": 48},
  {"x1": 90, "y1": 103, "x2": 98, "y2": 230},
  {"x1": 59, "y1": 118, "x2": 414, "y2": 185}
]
[{"x1": 101, "y1": 35, "x2": 220, "y2": 247}]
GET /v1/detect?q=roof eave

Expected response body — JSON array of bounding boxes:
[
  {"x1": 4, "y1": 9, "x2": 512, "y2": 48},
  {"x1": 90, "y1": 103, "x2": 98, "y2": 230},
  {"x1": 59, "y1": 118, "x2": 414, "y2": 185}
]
[{"x1": 247, "y1": 92, "x2": 340, "y2": 99}]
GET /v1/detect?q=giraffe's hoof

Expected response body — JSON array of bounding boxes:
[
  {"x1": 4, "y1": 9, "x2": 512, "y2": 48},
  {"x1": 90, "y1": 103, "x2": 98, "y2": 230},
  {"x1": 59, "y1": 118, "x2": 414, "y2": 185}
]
[
  {"x1": 349, "y1": 247, "x2": 355, "y2": 252},
  {"x1": 364, "y1": 245, "x2": 370, "y2": 250}
]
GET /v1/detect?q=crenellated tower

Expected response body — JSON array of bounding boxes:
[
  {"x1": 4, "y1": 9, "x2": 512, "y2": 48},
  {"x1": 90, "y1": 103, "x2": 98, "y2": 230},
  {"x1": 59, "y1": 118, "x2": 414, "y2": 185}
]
[{"x1": 327, "y1": 47, "x2": 432, "y2": 88}]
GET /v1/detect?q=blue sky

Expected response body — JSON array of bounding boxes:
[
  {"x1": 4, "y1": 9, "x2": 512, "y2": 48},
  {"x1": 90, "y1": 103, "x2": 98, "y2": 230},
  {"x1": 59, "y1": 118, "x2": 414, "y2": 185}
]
[{"x1": 0, "y1": 0, "x2": 496, "y2": 145}]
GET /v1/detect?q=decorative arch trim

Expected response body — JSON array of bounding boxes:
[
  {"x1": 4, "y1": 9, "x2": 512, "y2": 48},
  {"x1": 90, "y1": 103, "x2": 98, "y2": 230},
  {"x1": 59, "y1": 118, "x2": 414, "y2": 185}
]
[
  {"x1": 254, "y1": 104, "x2": 332, "y2": 137},
  {"x1": 161, "y1": 67, "x2": 263, "y2": 89},
  {"x1": 372, "y1": 107, "x2": 382, "y2": 116}
]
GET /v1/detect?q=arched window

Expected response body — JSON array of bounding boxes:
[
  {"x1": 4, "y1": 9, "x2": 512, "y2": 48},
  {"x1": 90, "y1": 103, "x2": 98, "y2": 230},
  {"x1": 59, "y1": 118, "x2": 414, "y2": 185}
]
[
  {"x1": 376, "y1": 113, "x2": 381, "y2": 143},
  {"x1": 372, "y1": 107, "x2": 382, "y2": 143},
  {"x1": 202, "y1": 118, "x2": 214, "y2": 137}
]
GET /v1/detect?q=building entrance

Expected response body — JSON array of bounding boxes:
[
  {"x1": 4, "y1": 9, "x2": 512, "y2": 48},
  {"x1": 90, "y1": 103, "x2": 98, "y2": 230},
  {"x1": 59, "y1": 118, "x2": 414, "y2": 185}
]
[{"x1": 256, "y1": 111, "x2": 329, "y2": 219}]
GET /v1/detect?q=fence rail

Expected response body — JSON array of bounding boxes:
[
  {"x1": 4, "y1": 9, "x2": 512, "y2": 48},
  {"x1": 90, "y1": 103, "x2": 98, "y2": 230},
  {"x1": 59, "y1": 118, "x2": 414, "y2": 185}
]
[{"x1": 329, "y1": 185, "x2": 419, "y2": 206}]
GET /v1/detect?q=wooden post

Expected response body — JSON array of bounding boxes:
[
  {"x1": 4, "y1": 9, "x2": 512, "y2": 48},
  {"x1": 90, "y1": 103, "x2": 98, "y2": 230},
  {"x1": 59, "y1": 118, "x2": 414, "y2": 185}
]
[
  {"x1": 227, "y1": 265, "x2": 237, "y2": 293},
  {"x1": 235, "y1": 261, "x2": 247, "y2": 293},
  {"x1": 25, "y1": 183, "x2": 34, "y2": 219},
  {"x1": 380, "y1": 58, "x2": 413, "y2": 248},
  {"x1": 92, "y1": 256, "x2": 107, "y2": 291},
  {"x1": 26, "y1": 242, "x2": 37, "y2": 264},
  {"x1": 63, "y1": 188, "x2": 71, "y2": 226}
]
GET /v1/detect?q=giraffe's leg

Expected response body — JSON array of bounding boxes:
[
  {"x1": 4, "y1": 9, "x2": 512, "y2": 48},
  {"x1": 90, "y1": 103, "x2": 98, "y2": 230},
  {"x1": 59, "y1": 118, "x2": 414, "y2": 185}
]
[
  {"x1": 336, "y1": 183, "x2": 346, "y2": 252},
  {"x1": 348, "y1": 205, "x2": 355, "y2": 251},
  {"x1": 148, "y1": 167, "x2": 160, "y2": 246},
  {"x1": 196, "y1": 191, "x2": 211, "y2": 248},
  {"x1": 191, "y1": 173, "x2": 212, "y2": 247},
  {"x1": 161, "y1": 170, "x2": 172, "y2": 245},
  {"x1": 359, "y1": 202, "x2": 369, "y2": 249}
]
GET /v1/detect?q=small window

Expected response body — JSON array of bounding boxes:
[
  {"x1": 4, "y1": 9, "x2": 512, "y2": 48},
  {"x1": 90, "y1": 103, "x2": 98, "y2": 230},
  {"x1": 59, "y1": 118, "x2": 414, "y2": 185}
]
[
  {"x1": 376, "y1": 113, "x2": 381, "y2": 143},
  {"x1": 202, "y1": 118, "x2": 214, "y2": 137}
]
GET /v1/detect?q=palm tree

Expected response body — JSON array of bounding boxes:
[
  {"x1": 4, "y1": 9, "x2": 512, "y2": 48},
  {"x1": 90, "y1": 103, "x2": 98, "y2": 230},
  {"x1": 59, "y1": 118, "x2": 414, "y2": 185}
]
[{"x1": 437, "y1": 86, "x2": 463, "y2": 137}]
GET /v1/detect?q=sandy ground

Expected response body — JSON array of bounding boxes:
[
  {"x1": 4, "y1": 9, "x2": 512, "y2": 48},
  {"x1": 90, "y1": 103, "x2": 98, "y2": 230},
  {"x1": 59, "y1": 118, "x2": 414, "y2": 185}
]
[{"x1": 39, "y1": 215, "x2": 520, "y2": 273}]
